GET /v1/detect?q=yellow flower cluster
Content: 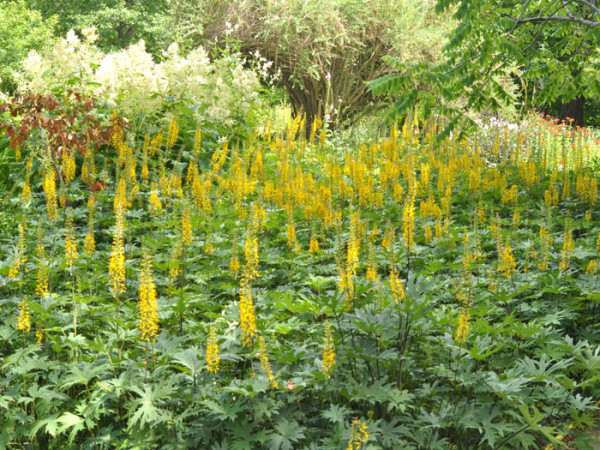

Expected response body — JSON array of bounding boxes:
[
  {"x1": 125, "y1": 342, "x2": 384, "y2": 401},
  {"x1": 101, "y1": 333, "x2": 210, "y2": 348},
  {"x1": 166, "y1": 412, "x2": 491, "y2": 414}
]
[
  {"x1": 17, "y1": 300, "x2": 31, "y2": 333},
  {"x1": 9, "y1": 223, "x2": 28, "y2": 281},
  {"x1": 244, "y1": 226, "x2": 259, "y2": 282},
  {"x1": 389, "y1": 269, "x2": 405, "y2": 303},
  {"x1": 43, "y1": 169, "x2": 59, "y2": 222},
  {"x1": 456, "y1": 308, "x2": 470, "y2": 345},
  {"x1": 586, "y1": 259, "x2": 597, "y2": 276},
  {"x1": 181, "y1": 204, "x2": 193, "y2": 247},
  {"x1": 149, "y1": 182, "x2": 163, "y2": 214},
  {"x1": 402, "y1": 195, "x2": 415, "y2": 252},
  {"x1": 240, "y1": 280, "x2": 258, "y2": 347},
  {"x1": 138, "y1": 251, "x2": 159, "y2": 342},
  {"x1": 338, "y1": 266, "x2": 355, "y2": 310},
  {"x1": 22, "y1": 180, "x2": 31, "y2": 203},
  {"x1": 109, "y1": 209, "x2": 126, "y2": 296},
  {"x1": 498, "y1": 244, "x2": 517, "y2": 279},
  {"x1": 258, "y1": 336, "x2": 278, "y2": 389},
  {"x1": 206, "y1": 325, "x2": 220, "y2": 373},
  {"x1": 347, "y1": 419, "x2": 369, "y2": 450},
  {"x1": 84, "y1": 228, "x2": 96, "y2": 256},
  {"x1": 576, "y1": 173, "x2": 598, "y2": 205},
  {"x1": 322, "y1": 321, "x2": 336, "y2": 379},
  {"x1": 559, "y1": 225, "x2": 574, "y2": 272},
  {"x1": 64, "y1": 214, "x2": 78, "y2": 269},
  {"x1": 63, "y1": 150, "x2": 76, "y2": 185},
  {"x1": 166, "y1": 117, "x2": 179, "y2": 150}
]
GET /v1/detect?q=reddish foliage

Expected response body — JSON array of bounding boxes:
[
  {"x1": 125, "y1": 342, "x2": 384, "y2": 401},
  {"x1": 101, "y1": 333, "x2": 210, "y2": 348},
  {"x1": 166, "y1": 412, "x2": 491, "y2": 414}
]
[{"x1": 0, "y1": 90, "x2": 125, "y2": 159}]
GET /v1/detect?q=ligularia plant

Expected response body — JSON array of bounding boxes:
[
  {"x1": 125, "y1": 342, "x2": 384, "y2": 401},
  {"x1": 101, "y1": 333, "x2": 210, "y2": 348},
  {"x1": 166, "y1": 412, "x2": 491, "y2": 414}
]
[{"x1": 18, "y1": 28, "x2": 262, "y2": 127}]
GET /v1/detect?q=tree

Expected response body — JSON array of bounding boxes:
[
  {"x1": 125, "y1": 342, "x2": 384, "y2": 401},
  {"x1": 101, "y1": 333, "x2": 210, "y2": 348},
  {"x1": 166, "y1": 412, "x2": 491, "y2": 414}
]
[
  {"x1": 0, "y1": 1, "x2": 56, "y2": 93},
  {"x1": 167, "y1": 0, "x2": 453, "y2": 129},
  {"x1": 371, "y1": 0, "x2": 600, "y2": 129},
  {"x1": 23, "y1": 0, "x2": 171, "y2": 55}
]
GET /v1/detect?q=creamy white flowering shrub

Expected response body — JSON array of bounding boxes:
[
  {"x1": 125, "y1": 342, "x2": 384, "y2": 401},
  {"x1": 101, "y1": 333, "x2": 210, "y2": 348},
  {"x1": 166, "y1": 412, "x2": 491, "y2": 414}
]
[{"x1": 18, "y1": 29, "x2": 262, "y2": 128}]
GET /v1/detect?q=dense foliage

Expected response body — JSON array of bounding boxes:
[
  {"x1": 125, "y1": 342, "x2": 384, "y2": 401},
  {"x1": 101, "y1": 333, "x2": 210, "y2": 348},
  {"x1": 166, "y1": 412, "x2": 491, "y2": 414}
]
[
  {"x1": 0, "y1": 0, "x2": 56, "y2": 93},
  {"x1": 168, "y1": 0, "x2": 453, "y2": 128},
  {"x1": 1, "y1": 2, "x2": 600, "y2": 449},
  {"x1": 371, "y1": 0, "x2": 600, "y2": 130},
  {"x1": 2, "y1": 93, "x2": 600, "y2": 447},
  {"x1": 16, "y1": 30, "x2": 264, "y2": 136}
]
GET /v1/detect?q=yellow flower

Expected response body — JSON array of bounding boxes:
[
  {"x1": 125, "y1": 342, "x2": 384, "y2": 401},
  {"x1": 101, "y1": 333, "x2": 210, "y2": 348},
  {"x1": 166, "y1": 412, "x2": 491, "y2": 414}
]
[
  {"x1": 347, "y1": 419, "x2": 369, "y2": 450},
  {"x1": 559, "y1": 225, "x2": 574, "y2": 272},
  {"x1": 456, "y1": 308, "x2": 470, "y2": 344},
  {"x1": 402, "y1": 195, "x2": 415, "y2": 252},
  {"x1": 181, "y1": 204, "x2": 193, "y2": 247},
  {"x1": 347, "y1": 212, "x2": 360, "y2": 277},
  {"x1": 149, "y1": 182, "x2": 163, "y2": 214},
  {"x1": 193, "y1": 128, "x2": 202, "y2": 158},
  {"x1": 63, "y1": 150, "x2": 76, "y2": 185},
  {"x1": 258, "y1": 335, "x2": 278, "y2": 389},
  {"x1": 84, "y1": 230, "x2": 96, "y2": 256},
  {"x1": 587, "y1": 260, "x2": 597, "y2": 276},
  {"x1": 309, "y1": 236, "x2": 320, "y2": 255},
  {"x1": 206, "y1": 325, "x2": 220, "y2": 374},
  {"x1": 166, "y1": 117, "x2": 179, "y2": 150},
  {"x1": 390, "y1": 269, "x2": 405, "y2": 303},
  {"x1": 138, "y1": 251, "x2": 159, "y2": 342},
  {"x1": 322, "y1": 321, "x2": 336, "y2": 378},
  {"x1": 240, "y1": 278, "x2": 258, "y2": 347},
  {"x1": 22, "y1": 180, "x2": 31, "y2": 203},
  {"x1": 43, "y1": 169, "x2": 58, "y2": 222},
  {"x1": 109, "y1": 209, "x2": 126, "y2": 297},
  {"x1": 244, "y1": 227, "x2": 259, "y2": 281},
  {"x1": 36, "y1": 329, "x2": 44, "y2": 344},
  {"x1": 498, "y1": 244, "x2": 517, "y2": 279},
  {"x1": 35, "y1": 263, "x2": 49, "y2": 297},
  {"x1": 64, "y1": 214, "x2": 78, "y2": 269},
  {"x1": 17, "y1": 300, "x2": 31, "y2": 333}
]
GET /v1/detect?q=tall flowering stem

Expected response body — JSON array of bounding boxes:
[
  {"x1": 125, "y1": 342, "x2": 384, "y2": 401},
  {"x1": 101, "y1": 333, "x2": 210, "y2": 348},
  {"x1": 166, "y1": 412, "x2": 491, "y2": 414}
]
[
  {"x1": 206, "y1": 325, "x2": 220, "y2": 374},
  {"x1": 322, "y1": 321, "x2": 336, "y2": 379},
  {"x1": 109, "y1": 207, "x2": 126, "y2": 346},
  {"x1": 138, "y1": 251, "x2": 159, "y2": 344},
  {"x1": 65, "y1": 210, "x2": 79, "y2": 335}
]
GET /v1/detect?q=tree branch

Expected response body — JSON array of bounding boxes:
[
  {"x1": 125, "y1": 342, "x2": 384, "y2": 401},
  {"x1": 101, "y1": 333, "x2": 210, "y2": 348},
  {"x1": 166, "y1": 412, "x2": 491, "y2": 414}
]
[{"x1": 515, "y1": 15, "x2": 599, "y2": 27}]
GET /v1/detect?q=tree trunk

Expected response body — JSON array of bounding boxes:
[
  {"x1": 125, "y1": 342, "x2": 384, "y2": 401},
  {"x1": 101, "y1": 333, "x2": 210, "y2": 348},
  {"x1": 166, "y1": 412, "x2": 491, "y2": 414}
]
[{"x1": 558, "y1": 96, "x2": 585, "y2": 127}]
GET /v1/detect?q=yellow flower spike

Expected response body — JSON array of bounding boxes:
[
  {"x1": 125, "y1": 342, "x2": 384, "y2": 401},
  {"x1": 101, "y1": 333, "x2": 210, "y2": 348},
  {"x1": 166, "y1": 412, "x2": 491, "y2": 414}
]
[
  {"x1": 108, "y1": 208, "x2": 126, "y2": 297},
  {"x1": 149, "y1": 131, "x2": 163, "y2": 158},
  {"x1": 181, "y1": 204, "x2": 193, "y2": 247},
  {"x1": 206, "y1": 325, "x2": 220, "y2": 374},
  {"x1": 64, "y1": 213, "x2": 78, "y2": 269},
  {"x1": 390, "y1": 269, "x2": 405, "y2": 303},
  {"x1": 166, "y1": 117, "x2": 179, "y2": 150},
  {"x1": 559, "y1": 223, "x2": 574, "y2": 273},
  {"x1": 240, "y1": 279, "x2": 257, "y2": 347},
  {"x1": 456, "y1": 308, "x2": 471, "y2": 345},
  {"x1": 322, "y1": 321, "x2": 336, "y2": 379},
  {"x1": 21, "y1": 180, "x2": 31, "y2": 203},
  {"x1": 43, "y1": 169, "x2": 59, "y2": 222},
  {"x1": 17, "y1": 300, "x2": 31, "y2": 333},
  {"x1": 244, "y1": 224, "x2": 259, "y2": 282},
  {"x1": 258, "y1": 335, "x2": 278, "y2": 389},
  {"x1": 402, "y1": 195, "x2": 415, "y2": 252},
  {"x1": 138, "y1": 251, "x2": 159, "y2": 342},
  {"x1": 498, "y1": 244, "x2": 517, "y2": 279},
  {"x1": 347, "y1": 419, "x2": 369, "y2": 450}
]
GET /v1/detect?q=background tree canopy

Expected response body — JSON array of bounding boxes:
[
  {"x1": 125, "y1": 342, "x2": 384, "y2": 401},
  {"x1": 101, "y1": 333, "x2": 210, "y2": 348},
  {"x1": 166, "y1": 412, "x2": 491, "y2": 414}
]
[
  {"x1": 370, "y1": 0, "x2": 600, "y2": 130},
  {"x1": 167, "y1": 0, "x2": 453, "y2": 129},
  {"x1": 0, "y1": 1, "x2": 56, "y2": 93}
]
